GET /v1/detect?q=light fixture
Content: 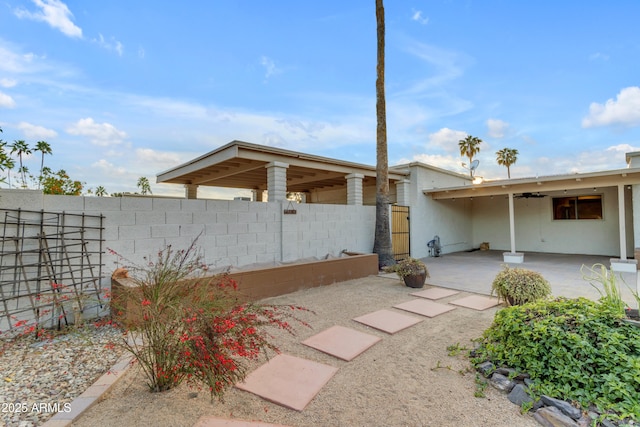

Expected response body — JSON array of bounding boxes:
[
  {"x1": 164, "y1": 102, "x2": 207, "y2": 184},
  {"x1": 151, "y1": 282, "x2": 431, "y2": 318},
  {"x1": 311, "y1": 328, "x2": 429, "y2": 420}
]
[{"x1": 593, "y1": 187, "x2": 597, "y2": 192}]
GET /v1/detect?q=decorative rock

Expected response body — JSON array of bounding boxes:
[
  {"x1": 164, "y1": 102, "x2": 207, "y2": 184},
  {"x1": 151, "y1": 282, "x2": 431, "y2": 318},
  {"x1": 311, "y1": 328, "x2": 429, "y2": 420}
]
[
  {"x1": 507, "y1": 383, "x2": 533, "y2": 406},
  {"x1": 541, "y1": 395, "x2": 582, "y2": 420},
  {"x1": 489, "y1": 373, "x2": 515, "y2": 392},
  {"x1": 495, "y1": 367, "x2": 517, "y2": 377},
  {"x1": 476, "y1": 361, "x2": 495, "y2": 377},
  {"x1": 534, "y1": 406, "x2": 580, "y2": 427}
]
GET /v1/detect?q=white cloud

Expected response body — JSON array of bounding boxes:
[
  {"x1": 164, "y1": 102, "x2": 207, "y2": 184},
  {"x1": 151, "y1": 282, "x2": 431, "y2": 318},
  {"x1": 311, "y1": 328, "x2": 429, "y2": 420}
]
[
  {"x1": 15, "y1": 0, "x2": 82, "y2": 38},
  {"x1": 411, "y1": 9, "x2": 429, "y2": 25},
  {"x1": 17, "y1": 122, "x2": 58, "y2": 139},
  {"x1": 606, "y1": 143, "x2": 640, "y2": 153},
  {"x1": 93, "y1": 34, "x2": 124, "y2": 56},
  {"x1": 397, "y1": 40, "x2": 470, "y2": 96},
  {"x1": 582, "y1": 86, "x2": 640, "y2": 128},
  {"x1": 589, "y1": 52, "x2": 609, "y2": 61},
  {"x1": 92, "y1": 159, "x2": 127, "y2": 176},
  {"x1": 66, "y1": 118, "x2": 126, "y2": 146},
  {"x1": 260, "y1": 56, "x2": 282, "y2": 80},
  {"x1": 135, "y1": 148, "x2": 182, "y2": 167},
  {"x1": 397, "y1": 153, "x2": 466, "y2": 174},
  {"x1": 0, "y1": 78, "x2": 17, "y2": 88},
  {"x1": 427, "y1": 128, "x2": 467, "y2": 153},
  {"x1": 487, "y1": 119, "x2": 509, "y2": 138},
  {"x1": 0, "y1": 91, "x2": 16, "y2": 108}
]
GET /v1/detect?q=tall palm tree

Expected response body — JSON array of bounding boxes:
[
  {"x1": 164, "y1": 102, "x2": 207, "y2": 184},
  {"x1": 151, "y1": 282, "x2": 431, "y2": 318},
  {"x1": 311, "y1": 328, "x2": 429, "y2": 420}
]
[
  {"x1": 496, "y1": 147, "x2": 518, "y2": 179},
  {"x1": 372, "y1": 0, "x2": 394, "y2": 268},
  {"x1": 10, "y1": 140, "x2": 32, "y2": 188},
  {"x1": 35, "y1": 140, "x2": 52, "y2": 189},
  {"x1": 458, "y1": 135, "x2": 482, "y2": 178}
]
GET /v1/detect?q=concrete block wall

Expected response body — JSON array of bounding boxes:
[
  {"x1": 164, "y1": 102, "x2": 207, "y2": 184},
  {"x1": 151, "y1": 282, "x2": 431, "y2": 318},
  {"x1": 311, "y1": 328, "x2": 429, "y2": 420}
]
[{"x1": 0, "y1": 190, "x2": 376, "y2": 286}]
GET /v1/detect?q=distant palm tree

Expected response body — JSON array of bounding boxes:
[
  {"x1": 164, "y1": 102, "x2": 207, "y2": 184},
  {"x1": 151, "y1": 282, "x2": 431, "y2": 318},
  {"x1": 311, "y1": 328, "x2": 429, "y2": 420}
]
[
  {"x1": 458, "y1": 135, "x2": 482, "y2": 178},
  {"x1": 10, "y1": 140, "x2": 32, "y2": 188},
  {"x1": 35, "y1": 140, "x2": 52, "y2": 189},
  {"x1": 496, "y1": 147, "x2": 519, "y2": 179},
  {"x1": 95, "y1": 186, "x2": 107, "y2": 197},
  {"x1": 137, "y1": 176, "x2": 152, "y2": 195}
]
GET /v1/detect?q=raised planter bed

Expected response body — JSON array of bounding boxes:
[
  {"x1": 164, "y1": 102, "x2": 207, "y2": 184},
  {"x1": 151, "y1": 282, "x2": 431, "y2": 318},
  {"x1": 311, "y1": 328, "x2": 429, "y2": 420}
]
[{"x1": 111, "y1": 253, "x2": 379, "y2": 324}]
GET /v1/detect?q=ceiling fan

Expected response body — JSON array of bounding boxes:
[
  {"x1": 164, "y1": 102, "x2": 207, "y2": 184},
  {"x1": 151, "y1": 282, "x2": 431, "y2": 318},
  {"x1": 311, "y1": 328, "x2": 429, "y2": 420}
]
[{"x1": 515, "y1": 192, "x2": 547, "y2": 199}]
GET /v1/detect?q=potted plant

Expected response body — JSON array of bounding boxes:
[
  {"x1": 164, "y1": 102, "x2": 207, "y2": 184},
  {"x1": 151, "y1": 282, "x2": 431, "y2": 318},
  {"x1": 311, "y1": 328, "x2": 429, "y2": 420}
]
[
  {"x1": 385, "y1": 257, "x2": 429, "y2": 288},
  {"x1": 491, "y1": 265, "x2": 551, "y2": 305}
]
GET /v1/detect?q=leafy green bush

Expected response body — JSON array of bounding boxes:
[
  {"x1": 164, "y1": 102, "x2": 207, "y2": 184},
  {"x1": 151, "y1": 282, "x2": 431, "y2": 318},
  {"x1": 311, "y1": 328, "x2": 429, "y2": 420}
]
[
  {"x1": 473, "y1": 298, "x2": 640, "y2": 421},
  {"x1": 491, "y1": 266, "x2": 551, "y2": 305}
]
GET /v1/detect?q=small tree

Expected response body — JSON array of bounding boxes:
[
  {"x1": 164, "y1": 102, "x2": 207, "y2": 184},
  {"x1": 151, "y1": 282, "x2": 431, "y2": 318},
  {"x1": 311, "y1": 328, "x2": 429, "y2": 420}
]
[
  {"x1": 137, "y1": 176, "x2": 152, "y2": 195},
  {"x1": 458, "y1": 135, "x2": 482, "y2": 178},
  {"x1": 496, "y1": 147, "x2": 518, "y2": 179},
  {"x1": 41, "y1": 168, "x2": 84, "y2": 195}
]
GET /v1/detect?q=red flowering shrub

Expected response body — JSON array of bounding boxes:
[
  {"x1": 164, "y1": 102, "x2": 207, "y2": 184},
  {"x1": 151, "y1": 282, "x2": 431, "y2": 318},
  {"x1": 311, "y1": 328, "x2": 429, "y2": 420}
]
[{"x1": 110, "y1": 240, "x2": 311, "y2": 399}]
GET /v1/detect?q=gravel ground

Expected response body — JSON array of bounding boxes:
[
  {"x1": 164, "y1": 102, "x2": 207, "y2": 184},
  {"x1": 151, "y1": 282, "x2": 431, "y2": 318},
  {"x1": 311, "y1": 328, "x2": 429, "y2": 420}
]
[
  {"x1": 70, "y1": 276, "x2": 539, "y2": 427},
  {"x1": 0, "y1": 324, "x2": 125, "y2": 427}
]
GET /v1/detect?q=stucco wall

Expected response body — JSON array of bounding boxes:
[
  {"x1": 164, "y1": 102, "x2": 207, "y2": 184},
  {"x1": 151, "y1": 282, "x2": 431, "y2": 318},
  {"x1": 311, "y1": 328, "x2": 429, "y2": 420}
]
[
  {"x1": 406, "y1": 164, "x2": 472, "y2": 258},
  {"x1": 470, "y1": 186, "x2": 634, "y2": 256},
  {"x1": 0, "y1": 190, "x2": 376, "y2": 282}
]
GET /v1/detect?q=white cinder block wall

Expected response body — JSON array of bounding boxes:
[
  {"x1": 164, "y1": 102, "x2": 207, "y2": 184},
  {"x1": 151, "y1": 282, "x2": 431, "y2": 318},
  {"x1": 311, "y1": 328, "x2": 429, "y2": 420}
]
[{"x1": 0, "y1": 190, "x2": 376, "y2": 287}]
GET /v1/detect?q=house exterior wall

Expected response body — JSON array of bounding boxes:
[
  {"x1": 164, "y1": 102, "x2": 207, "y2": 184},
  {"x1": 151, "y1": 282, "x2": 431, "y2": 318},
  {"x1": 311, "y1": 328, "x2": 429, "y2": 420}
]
[
  {"x1": 470, "y1": 186, "x2": 634, "y2": 257},
  {"x1": 0, "y1": 190, "x2": 376, "y2": 283},
  {"x1": 406, "y1": 164, "x2": 472, "y2": 258}
]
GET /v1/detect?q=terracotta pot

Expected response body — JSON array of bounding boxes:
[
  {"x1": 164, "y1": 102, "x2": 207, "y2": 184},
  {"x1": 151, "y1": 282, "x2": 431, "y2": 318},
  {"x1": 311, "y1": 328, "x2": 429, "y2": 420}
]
[{"x1": 403, "y1": 271, "x2": 426, "y2": 288}]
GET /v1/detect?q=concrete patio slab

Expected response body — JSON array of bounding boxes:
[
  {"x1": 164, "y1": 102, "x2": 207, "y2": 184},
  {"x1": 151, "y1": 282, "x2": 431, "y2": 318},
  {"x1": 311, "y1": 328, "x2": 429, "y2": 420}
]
[
  {"x1": 352, "y1": 309, "x2": 423, "y2": 334},
  {"x1": 410, "y1": 287, "x2": 459, "y2": 300},
  {"x1": 449, "y1": 295, "x2": 501, "y2": 311},
  {"x1": 393, "y1": 299, "x2": 457, "y2": 317},
  {"x1": 301, "y1": 325, "x2": 381, "y2": 361},
  {"x1": 235, "y1": 354, "x2": 338, "y2": 411}
]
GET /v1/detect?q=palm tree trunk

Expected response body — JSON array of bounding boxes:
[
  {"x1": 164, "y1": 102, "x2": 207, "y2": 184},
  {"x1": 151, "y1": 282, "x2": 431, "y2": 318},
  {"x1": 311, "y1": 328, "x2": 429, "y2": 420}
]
[{"x1": 373, "y1": 0, "x2": 395, "y2": 269}]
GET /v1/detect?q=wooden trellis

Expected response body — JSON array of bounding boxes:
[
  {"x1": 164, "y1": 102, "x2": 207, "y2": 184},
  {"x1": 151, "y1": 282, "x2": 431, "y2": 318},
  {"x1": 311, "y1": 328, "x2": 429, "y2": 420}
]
[{"x1": 0, "y1": 208, "x2": 105, "y2": 335}]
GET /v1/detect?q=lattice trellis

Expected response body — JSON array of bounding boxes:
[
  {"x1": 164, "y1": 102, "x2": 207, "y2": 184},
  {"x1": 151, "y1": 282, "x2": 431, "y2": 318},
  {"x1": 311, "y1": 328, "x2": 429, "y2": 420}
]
[{"x1": 0, "y1": 208, "x2": 105, "y2": 335}]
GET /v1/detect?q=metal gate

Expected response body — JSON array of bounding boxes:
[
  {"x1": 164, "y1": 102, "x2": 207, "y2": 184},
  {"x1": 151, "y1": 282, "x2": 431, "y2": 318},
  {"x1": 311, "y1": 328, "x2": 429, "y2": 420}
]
[{"x1": 391, "y1": 205, "x2": 410, "y2": 261}]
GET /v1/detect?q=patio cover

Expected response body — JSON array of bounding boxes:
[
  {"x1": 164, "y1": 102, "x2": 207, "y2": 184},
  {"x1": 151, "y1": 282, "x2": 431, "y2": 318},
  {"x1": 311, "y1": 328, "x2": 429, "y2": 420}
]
[
  {"x1": 156, "y1": 140, "x2": 406, "y2": 195},
  {"x1": 423, "y1": 166, "x2": 640, "y2": 264}
]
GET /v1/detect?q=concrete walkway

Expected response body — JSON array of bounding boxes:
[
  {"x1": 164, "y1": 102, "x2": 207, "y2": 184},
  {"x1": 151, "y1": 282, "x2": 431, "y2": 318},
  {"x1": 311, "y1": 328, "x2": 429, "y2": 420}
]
[{"x1": 420, "y1": 250, "x2": 639, "y2": 306}]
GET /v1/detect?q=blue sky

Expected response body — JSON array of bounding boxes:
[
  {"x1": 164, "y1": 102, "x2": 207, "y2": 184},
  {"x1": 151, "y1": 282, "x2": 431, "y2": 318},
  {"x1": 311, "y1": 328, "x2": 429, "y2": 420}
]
[{"x1": 1, "y1": 1, "x2": 640, "y2": 197}]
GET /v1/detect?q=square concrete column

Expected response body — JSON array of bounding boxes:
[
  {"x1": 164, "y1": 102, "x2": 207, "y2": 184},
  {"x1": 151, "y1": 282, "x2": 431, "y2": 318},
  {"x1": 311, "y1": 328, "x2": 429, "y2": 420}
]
[
  {"x1": 184, "y1": 184, "x2": 198, "y2": 199},
  {"x1": 396, "y1": 179, "x2": 411, "y2": 206},
  {"x1": 346, "y1": 173, "x2": 364, "y2": 205},
  {"x1": 266, "y1": 161, "x2": 289, "y2": 202},
  {"x1": 252, "y1": 189, "x2": 265, "y2": 202}
]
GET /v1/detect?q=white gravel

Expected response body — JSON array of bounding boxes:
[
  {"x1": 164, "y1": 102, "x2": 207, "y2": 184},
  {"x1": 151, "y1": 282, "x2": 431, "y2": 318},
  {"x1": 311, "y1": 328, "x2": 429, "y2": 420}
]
[{"x1": 0, "y1": 324, "x2": 125, "y2": 427}]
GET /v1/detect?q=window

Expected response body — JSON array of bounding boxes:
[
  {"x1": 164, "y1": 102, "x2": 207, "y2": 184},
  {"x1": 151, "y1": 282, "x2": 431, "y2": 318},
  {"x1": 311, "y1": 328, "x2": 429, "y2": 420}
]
[{"x1": 553, "y1": 195, "x2": 602, "y2": 220}]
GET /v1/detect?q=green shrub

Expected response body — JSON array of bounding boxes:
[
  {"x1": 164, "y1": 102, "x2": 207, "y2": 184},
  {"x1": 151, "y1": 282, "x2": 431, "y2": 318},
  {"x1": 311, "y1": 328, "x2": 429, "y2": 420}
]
[
  {"x1": 491, "y1": 266, "x2": 551, "y2": 305},
  {"x1": 473, "y1": 298, "x2": 640, "y2": 421},
  {"x1": 582, "y1": 263, "x2": 628, "y2": 316}
]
